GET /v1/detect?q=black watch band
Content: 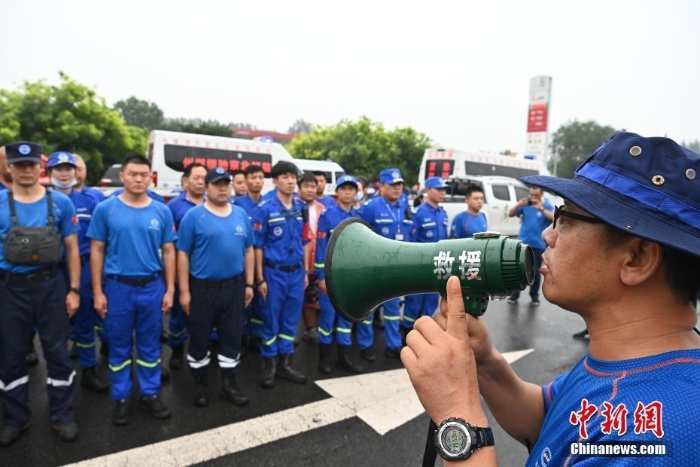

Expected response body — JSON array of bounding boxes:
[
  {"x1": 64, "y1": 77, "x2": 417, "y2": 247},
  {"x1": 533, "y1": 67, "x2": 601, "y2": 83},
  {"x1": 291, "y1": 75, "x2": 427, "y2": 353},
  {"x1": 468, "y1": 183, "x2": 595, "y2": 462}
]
[
  {"x1": 245, "y1": 283, "x2": 255, "y2": 288},
  {"x1": 69, "y1": 286, "x2": 81, "y2": 295},
  {"x1": 255, "y1": 279, "x2": 266, "y2": 287},
  {"x1": 434, "y1": 417, "x2": 494, "y2": 461}
]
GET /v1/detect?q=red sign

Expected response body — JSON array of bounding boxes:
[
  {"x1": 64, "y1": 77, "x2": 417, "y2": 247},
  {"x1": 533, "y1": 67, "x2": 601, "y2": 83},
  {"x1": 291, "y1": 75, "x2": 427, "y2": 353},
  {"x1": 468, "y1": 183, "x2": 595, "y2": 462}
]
[{"x1": 527, "y1": 103, "x2": 548, "y2": 133}]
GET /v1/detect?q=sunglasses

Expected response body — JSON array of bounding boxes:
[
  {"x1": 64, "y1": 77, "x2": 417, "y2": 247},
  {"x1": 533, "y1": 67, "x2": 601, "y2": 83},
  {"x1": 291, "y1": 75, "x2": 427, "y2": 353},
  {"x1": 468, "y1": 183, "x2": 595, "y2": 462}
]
[{"x1": 553, "y1": 205, "x2": 601, "y2": 229}]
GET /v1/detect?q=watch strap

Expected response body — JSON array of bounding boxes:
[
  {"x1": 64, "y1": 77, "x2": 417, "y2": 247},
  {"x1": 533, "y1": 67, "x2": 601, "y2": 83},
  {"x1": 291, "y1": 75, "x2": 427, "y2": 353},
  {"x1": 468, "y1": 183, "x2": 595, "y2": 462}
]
[{"x1": 475, "y1": 426, "x2": 495, "y2": 448}]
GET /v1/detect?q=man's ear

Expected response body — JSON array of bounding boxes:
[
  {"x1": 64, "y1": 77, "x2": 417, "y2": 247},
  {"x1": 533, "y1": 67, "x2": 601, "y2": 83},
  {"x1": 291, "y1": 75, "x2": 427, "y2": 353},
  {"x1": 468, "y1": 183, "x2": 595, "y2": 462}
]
[{"x1": 619, "y1": 238, "x2": 663, "y2": 286}]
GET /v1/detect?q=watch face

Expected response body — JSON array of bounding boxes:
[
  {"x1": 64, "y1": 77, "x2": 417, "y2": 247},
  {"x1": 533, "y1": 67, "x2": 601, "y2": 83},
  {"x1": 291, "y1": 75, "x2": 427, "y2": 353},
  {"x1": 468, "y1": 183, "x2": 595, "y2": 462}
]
[
  {"x1": 445, "y1": 428, "x2": 467, "y2": 452},
  {"x1": 439, "y1": 422, "x2": 472, "y2": 459}
]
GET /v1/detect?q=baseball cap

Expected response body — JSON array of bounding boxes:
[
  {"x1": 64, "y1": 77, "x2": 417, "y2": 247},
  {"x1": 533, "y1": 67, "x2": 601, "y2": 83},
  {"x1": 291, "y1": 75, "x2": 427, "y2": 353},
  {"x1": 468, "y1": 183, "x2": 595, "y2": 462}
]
[
  {"x1": 522, "y1": 131, "x2": 700, "y2": 257},
  {"x1": 336, "y1": 174, "x2": 358, "y2": 189},
  {"x1": 424, "y1": 177, "x2": 448, "y2": 189},
  {"x1": 47, "y1": 151, "x2": 77, "y2": 168},
  {"x1": 205, "y1": 167, "x2": 232, "y2": 184},
  {"x1": 379, "y1": 168, "x2": 404, "y2": 185},
  {"x1": 6, "y1": 141, "x2": 43, "y2": 164}
]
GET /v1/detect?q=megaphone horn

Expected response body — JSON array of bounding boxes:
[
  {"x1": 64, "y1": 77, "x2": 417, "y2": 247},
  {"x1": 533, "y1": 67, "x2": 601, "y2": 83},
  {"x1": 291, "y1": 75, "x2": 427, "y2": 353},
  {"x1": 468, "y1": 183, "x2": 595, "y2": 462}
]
[{"x1": 326, "y1": 218, "x2": 535, "y2": 323}]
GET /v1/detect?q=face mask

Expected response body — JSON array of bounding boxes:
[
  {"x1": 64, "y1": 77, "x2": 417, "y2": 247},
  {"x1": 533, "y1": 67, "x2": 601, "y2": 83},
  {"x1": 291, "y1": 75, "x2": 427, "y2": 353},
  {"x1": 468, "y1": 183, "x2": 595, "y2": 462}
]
[
  {"x1": 353, "y1": 192, "x2": 364, "y2": 202},
  {"x1": 367, "y1": 187, "x2": 376, "y2": 195},
  {"x1": 52, "y1": 176, "x2": 77, "y2": 189}
]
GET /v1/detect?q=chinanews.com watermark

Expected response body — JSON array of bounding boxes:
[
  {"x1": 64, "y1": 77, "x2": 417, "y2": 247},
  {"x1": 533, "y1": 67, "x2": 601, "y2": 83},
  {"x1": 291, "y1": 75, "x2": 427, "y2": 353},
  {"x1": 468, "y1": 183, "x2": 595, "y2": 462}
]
[{"x1": 570, "y1": 442, "x2": 667, "y2": 457}]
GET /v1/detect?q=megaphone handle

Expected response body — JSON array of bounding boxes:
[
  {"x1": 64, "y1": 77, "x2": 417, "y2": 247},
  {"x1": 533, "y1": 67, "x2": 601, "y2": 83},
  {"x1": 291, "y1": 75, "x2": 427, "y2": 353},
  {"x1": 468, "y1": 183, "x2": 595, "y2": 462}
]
[{"x1": 464, "y1": 293, "x2": 488, "y2": 317}]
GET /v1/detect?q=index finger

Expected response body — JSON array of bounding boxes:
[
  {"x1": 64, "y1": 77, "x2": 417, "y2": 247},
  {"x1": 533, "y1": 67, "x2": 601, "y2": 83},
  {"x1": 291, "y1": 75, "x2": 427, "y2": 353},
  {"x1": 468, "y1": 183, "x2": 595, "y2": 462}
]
[{"x1": 445, "y1": 276, "x2": 469, "y2": 340}]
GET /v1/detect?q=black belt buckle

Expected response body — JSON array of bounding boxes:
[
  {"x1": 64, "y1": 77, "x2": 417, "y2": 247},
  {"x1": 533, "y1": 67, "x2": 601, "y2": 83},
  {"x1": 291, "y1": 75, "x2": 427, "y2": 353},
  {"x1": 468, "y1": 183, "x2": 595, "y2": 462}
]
[{"x1": 24, "y1": 272, "x2": 38, "y2": 285}]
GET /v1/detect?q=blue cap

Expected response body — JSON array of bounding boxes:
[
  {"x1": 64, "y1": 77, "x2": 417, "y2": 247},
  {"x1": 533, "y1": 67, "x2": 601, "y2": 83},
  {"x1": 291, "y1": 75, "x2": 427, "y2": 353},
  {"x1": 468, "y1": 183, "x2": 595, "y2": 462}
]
[
  {"x1": 5, "y1": 141, "x2": 42, "y2": 164},
  {"x1": 379, "y1": 168, "x2": 404, "y2": 185},
  {"x1": 205, "y1": 167, "x2": 231, "y2": 184},
  {"x1": 336, "y1": 174, "x2": 358, "y2": 189},
  {"x1": 522, "y1": 131, "x2": 700, "y2": 257},
  {"x1": 424, "y1": 177, "x2": 447, "y2": 189},
  {"x1": 47, "y1": 151, "x2": 77, "y2": 168}
]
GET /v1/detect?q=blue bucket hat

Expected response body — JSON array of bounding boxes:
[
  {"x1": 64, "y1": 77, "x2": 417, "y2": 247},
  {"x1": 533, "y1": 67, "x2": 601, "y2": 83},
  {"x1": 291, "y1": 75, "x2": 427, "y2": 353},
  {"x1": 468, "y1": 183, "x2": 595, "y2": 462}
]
[
  {"x1": 379, "y1": 168, "x2": 404, "y2": 185},
  {"x1": 522, "y1": 131, "x2": 700, "y2": 257},
  {"x1": 424, "y1": 177, "x2": 448, "y2": 189},
  {"x1": 47, "y1": 151, "x2": 77, "y2": 168}
]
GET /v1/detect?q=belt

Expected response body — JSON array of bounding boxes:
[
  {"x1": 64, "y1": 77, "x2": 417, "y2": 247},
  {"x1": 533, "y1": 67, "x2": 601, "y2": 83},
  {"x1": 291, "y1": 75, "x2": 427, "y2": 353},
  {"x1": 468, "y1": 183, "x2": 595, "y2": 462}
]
[
  {"x1": 189, "y1": 275, "x2": 241, "y2": 288},
  {"x1": 0, "y1": 267, "x2": 59, "y2": 287},
  {"x1": 264, "y1": 259, "x2": 301, "y2": 272},
  {"x1": 107, "y1": 274, "x2": 160, "y2": 287}
]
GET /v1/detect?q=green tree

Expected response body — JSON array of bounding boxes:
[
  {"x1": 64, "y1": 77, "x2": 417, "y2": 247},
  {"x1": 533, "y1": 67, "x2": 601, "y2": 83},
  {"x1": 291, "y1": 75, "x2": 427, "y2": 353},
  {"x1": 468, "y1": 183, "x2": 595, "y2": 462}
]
[
  {"x1": 161, "y1": 118, "x2": 233, "y2": 137},
  {"x1": 113, "y1": 96, "x2": 164, "y2": 130},
  {"x1": 682, "y1": 139, "x2": 700, "y2": 153},
  {"x1": 550, "y1": 120, "x2": 618, "y2": 178},
  {"x1": 0, "y1": 72, "x2": 147, "y2": 184},
  {"x1": 287, "y1": 116, "x2": 431, "y2": 186},
  {"x1": 288, "y1": 119, "x2": 313, "y2": 135}
]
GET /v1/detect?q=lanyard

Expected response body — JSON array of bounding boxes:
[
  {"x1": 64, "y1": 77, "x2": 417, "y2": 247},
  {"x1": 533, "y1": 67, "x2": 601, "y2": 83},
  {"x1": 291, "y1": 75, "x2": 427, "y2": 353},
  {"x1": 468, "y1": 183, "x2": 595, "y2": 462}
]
[{"x1": 382, "y1": 198, "x2": 400, "y2": 223}]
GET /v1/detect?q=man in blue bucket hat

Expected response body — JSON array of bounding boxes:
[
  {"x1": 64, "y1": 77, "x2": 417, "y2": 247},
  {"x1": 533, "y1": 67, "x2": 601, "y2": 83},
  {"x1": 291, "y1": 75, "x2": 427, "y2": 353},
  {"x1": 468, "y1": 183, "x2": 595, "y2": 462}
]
[{"x1": 402, "y1": 132, "x2": 700, "y2": 465}]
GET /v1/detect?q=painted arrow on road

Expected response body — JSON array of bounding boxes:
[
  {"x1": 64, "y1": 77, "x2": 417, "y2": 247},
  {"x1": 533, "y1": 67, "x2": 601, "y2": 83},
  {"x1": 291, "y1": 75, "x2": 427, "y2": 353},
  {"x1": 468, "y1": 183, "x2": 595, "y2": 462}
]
[{"x1": 64, "y1": 349, "x2": 533, "y2": 466}]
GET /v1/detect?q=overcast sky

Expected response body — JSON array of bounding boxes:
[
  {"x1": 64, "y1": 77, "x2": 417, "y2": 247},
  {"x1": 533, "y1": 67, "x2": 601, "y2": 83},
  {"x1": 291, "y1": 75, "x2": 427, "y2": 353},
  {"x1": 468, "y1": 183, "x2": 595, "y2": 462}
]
[{"x1": 2, "y1": 0, "x2": 699, "y2": 156}]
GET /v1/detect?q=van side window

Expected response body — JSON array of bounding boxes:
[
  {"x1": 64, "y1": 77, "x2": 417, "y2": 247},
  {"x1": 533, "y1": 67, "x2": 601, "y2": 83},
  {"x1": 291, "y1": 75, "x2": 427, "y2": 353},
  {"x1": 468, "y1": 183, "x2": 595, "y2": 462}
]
[
  {"x1": 334, "y1": 172, "x2": 345, "y2": 182},
  {"x1": 163, "y1": 145, "x2": 273, "y2": 176},
  {"x1": 491, "y1": 185, "x2": 510, "y2": 201},
  {"x1": 515, "y1": 186, "x2": 529, "y2": 200}
]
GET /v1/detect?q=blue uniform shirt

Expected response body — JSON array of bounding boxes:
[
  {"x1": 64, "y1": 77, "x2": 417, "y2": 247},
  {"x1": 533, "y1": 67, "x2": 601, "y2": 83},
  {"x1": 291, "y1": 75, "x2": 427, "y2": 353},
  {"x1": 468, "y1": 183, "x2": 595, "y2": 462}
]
[
  {"x1": 176, "y1": 204, "x2": 254, "y2": 281},
  {"x1": 167, "y1": 191, "x2": 200, "y2": 230},
  {"x1": 110, "y1": 188, "x2": 165, "y2": 204},
  {"x1": 515, "y1": 201, "x2": 554, "y2": 249},
  {"x1": 87, "y1": 197, "x2": 176, "y2": 276},
  {"x1": 0, "y1": 184, "x2": 7, "y2": 192},
  {"x1": 450, "y1": 211, "x2": 488, "y2": 239},
  {"x1": 68, "y1": 189, "x2": 98, "y2": 257},
  {"x1": 359, "y1": 196, "x2": 412, "y2": 240},
  {"x1": 314, "y1": 205, "x2": 360, "y2": 281},
  {"x1": 81, "y1": 186, "x2": 106, "y2": 203},
  {"x1": 410, "y1": 202, "x2": 448, "y2": 243},
  {"x1": 253, "y1": 196, "x2": 310, "y2": 266},
  {"x1": 0, "y1": 189, "x2": 79, "y2": 273},
  {"x1": 316, "y1": 195, "x2": 336, "y2": 209},
  {"x1": 234, "y1": 193, "x2": 262, "y2": 217}
]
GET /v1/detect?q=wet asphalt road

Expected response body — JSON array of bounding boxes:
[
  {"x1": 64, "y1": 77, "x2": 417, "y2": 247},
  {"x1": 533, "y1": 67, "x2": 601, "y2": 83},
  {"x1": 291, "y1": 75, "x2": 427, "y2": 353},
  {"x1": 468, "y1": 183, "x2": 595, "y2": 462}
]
[{"x1": 1, "y1": 296, "x2": 634, "y2": 467}]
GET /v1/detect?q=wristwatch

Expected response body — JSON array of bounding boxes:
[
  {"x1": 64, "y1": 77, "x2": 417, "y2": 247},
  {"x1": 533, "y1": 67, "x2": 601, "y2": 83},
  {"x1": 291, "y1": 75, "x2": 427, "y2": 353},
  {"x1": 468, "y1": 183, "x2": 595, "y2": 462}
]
[
  {"x1": 434, "y1": 417, "x2": 494, "y2": 461},
  {"x1": 69, "y1": 286, "x2": 81, "y2": 295}
]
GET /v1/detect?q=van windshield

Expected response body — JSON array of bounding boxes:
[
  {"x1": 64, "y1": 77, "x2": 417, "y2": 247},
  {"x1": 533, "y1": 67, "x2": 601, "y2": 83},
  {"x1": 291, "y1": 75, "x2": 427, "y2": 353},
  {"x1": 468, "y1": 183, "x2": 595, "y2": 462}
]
[
  {"x1": 464, "y1": 161, "x2": 538, "y2": 179},
  {"x1": 163, "y1": 144, "x2": 273, "y2": 176}
]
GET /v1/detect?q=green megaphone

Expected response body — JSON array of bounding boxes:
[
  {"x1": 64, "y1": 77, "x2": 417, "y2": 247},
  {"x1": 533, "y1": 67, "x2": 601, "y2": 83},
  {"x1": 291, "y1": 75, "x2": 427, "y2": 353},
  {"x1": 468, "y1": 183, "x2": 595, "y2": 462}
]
[{"x1": 325, "y1": 218, "x2": 535, "y2": 322}]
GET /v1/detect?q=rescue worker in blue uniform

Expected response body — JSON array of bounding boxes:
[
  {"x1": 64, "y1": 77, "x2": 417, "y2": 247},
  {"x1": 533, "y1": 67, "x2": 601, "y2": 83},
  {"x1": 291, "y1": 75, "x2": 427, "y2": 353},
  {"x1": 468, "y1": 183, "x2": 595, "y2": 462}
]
[
  {"x1": 359, "y1": 168, "x2": 413, "y2": 358},
  {"x1": 0, "y1": 145, "x2": 11, "y2": 191},
  {"x1": 87, "y1": 154, "x2": 177, "y2": 426},
  {"x1": 165, "y1": 163, "x2": 206, "y2": 369},
  {"x1": 73, "y1": 154, "x2": 106, "y2": 203},
  {"x1": 0, "y1": 142, "x2": 81, "y2": 446},
  {"x1": 312, "y1": 172, "x2": 336, "y2": 209},
  {"x1": 177, "y1": 168, "x2": 255, "y2": 407},
  {"x1": 253, "y1": 161, "x2": 311, "y2": 389},
  {"x1": 315, "y1": 175, "x2": 364, "y2": 374},
  {"x1": 47, "y1": 151, "x2": 108, "y2": 392},
  {"x1": 402, "y1": 177, "x2": 449, "y2": 341},
  {"x1": 109, "y1": 187, "x2": 165, "y2": 203},
  {"x1": 234, "y1": 164, "x2": 266, "y2": 349}
]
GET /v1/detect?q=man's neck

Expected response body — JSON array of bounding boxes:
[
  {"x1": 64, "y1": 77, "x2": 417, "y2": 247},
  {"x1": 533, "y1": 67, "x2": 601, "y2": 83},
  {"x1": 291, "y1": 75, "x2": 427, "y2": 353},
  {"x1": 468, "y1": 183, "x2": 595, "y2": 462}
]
[
  {"x1": 338, "y1": 201, "x2": 353, "y2": 212},
  {"x1": 11, "y1": 183, "x2": 45, "y2": 201},
  {"x1": 54, "y1": 186, "x2": 72, "y2": 196},
  {"x1": 186, "y1": 191, "x2": 204, "y2": 205},
  {"x1": 277, "y1": 191, "x2": 293, "y2": 208},
  {"x1": 305, "y1": 199, "x2": 316, "y2": 208},
  {"x1": 248, "y1": 191, "x2": 262, "y2": 202},
  {"x1": 205, "y1": 199, "x2": 232, "y2": 215},
  {"x1": 425, "y1": 198, "x2": 439, "y2": 208},
  {"x1": 119, "y1": 190, "x2": 151, "y2": 207},
  {"x1": 467, "y1": 207, "x2": 480, "y2": 215},
  {"x1": 383, "y1": 196, "x2": 397, "y2": 205},
  {"x1": 74, "y1": 183, "x2": 84, "y2": 192}
]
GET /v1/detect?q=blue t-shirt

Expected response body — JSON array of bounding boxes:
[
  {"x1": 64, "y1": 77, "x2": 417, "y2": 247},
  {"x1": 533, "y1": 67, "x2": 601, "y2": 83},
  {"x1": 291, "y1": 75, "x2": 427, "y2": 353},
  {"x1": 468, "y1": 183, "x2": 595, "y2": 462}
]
[
  {"x1": 450, "y1": 211, "x2": 488, "y2": 239},
  {"x1": 252, "y1": 195, "x2": 310, "y2": 266},
  {"x1": 359, "y1": 196, "x2": 412, "y2": 240},
  {"x1": 176, "y1": 204, "x2": 253, "y2": 281},
  {"x1": 314, "y1": 205, "x2": 360, "y2": 281},
  {"x1": 68, "y1": 189, "x2": 98, "y2": 257},
  {"x1": 527, "y1": 349, "x2": 700, "y2": 466},
  {"x1": 109, "y1": 188, "x2": 165, "y2": 204},
  {"x1": 87, "y1": 197, "x2": 176, "y2": 276},
  {"x1": 516, "y1": 201, "x2": 553, "y2": 249},
  {"x1": 410, "y1": 202, "x2": 448, "y2": 243},
  {"x1": 81, "y1": 186, "x2": 106, "y2": 203},
  {"x1": 234, "y1": 193, "x2": 262, "y2": 218},
  {"x1": 0, "y1": 189, "x2": 79, "y2": 273},
  {"x1": 167, "y1": 192, "x2": 200, "y2": 230},
  {"x1": 317, "y1": 195, "x2": 336, "y2": 209}
]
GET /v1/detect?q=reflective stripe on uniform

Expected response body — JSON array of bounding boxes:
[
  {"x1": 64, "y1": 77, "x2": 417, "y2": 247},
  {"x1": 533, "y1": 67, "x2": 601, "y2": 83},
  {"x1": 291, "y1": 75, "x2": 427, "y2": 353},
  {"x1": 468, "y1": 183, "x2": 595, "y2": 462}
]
[
  {"x1": 278, "y1": 333, "x2": 295, "y2": 342},
  {"x1": 109, "y1": 360, "x2": 132, "y2": 372},
  {"x1": 421, "y1": 222, "x2": 436, "y2": 227},
  {"x1": 268, "y1": 217, "x2": 284, "y2": 223},
  {"x1": 337, "y1": 326, "x2": 351, "y2": 334},
  {"x1": 250, "y1": 318, "x2": 264, "y2": 325},
  {"x1": 314, "y1": 263, "x2": 324, "y2": 269},
  {"x1": 362, "y1": 319, "x2": 373, "y2": 325},
  {"x1": 403, "y1": 316, "x2": 416, "y2": 323},
  {"x1": 0, "y1": 375, "x2": 29, "y2": 392},
  {"x1": 264, "y1": 336, "x2": 277, "y2": 346},
  {"x1": 75, "y1": 341, "x2": 96, "y2": 349},
  {"x1": 169, "y1": 328, "x2": 187, "y2": 337},
  {"x1": 47, "y1": 370, "x2": 76, "y2": 388},
  {"x1": 318, "y1": 326, "x2": 332, "y2": 337},
  {"x1": 218, "y1": 353, "x2": 240, "y2": 369},
  {"x1": 374, "y1": 219, "x2": 393, "y2": 223},
  {"x1": 383, "y1": 315, "x2": 401, "y2": 321},
  {"x1": 188, "y1": 352, "x2": 211, "y2": 369},
  {"x1": 136, "y1": 358, "x2": 162, "y2": 369}
]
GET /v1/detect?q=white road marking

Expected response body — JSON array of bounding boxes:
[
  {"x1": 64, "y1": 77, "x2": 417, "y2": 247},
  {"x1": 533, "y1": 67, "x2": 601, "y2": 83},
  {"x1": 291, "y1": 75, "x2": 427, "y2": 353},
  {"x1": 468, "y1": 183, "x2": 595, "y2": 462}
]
[{"x1": 63, "y1": 349, "x2": 533, "y2": 467}]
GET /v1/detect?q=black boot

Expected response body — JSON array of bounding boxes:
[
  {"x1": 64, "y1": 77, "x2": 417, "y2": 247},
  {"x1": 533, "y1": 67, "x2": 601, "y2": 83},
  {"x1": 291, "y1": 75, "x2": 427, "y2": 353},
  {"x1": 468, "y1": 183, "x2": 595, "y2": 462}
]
[
  {"x1": 99, "y1": 341, "x2": 109, "y2": 356},
  {"x1": 169, "y1": 345, "x2": 184, "y2": 370},
  {"x1": 360, "y1": 347, "x2": 376, "y2": 362},
  {"x1": 318, "y1": 344, "x2": 333, "y2": 374},
  {"x1": 139, "y1": 394, "x2": 171, "y2": 419},
  {"x1": 277, "y1": 354, "x2": 307, "y2": 384},
  {"x1": 161, "y1": 366, "x2": 170, "y2": 383},
  {"x1": 81, "y1": 366, "x2": 109, "y2": 392},
  {"x1": 193, "y1": 375, "x2": 209, "y2": 408},
  {"x1": 220, "y1": 374, "x2": 250, "y2": 406},
  {"x1": 112, "y1": 399, "x2": 131, "y2": 426},
  {"x1": 260, "y1": 357, "x2": 277, "y2": 389},
  {"x1": 337, "y1": 345, "x2": 363, "y2": 374},
  {"x1": 0, "y1": 423, "x2": 29, "y2": 447}
]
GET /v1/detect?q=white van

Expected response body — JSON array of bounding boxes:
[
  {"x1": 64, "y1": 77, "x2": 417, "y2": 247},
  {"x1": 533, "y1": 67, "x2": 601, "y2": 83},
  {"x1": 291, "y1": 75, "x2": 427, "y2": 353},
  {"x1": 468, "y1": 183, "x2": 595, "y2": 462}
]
[
  {"x1": 291, "y1": 159, "x2": 345, "y2": 196},
  {"x1": 147, "y1": 130, "x2": 296, "y2": 198},
  {"x1": 418, "y1": 148, "x2": 548, "y2": 190}
]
